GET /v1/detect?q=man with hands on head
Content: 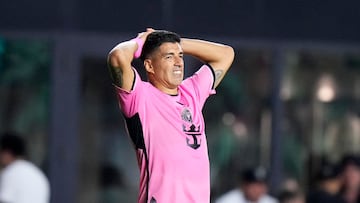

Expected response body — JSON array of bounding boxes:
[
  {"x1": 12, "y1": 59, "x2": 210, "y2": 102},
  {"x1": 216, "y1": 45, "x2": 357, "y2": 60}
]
[{"x1": 107, "y1": 28, "x2": 234, "y2": 203}]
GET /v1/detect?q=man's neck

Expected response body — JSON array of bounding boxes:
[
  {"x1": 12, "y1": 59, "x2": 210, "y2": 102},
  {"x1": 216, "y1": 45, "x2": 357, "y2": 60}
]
[{"x1": 150, "y1": 81, "x2": 178, "y2": 95}]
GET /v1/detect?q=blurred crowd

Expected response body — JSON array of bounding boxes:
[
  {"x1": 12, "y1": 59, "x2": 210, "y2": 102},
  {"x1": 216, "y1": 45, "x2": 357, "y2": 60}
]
[
  {"x1": 2, "y1": 130, "x2": 360, "y2": 203},
  {"x1": 215, "y1": 154, "x2": 360, "y2": 203}
]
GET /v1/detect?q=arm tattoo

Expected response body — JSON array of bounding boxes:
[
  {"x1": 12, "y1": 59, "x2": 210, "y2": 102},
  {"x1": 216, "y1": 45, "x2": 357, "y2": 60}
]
[
  {"x1": 214, "y1": 70, "x2": 224, "y2": 84},
  {"x1": 108, "y1": 65, "x2": 123, "y2": 87}
]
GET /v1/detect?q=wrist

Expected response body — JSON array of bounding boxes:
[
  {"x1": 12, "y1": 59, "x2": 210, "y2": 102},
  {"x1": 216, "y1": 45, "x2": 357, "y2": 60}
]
[{"x1": 131, "y1": 37, "x2": 144, "y2": 59}]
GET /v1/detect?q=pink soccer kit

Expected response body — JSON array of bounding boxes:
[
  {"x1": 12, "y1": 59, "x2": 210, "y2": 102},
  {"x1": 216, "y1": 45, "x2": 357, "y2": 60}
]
[{"x1": 116, "y1": 65, "x2": 216, "y2": 203}]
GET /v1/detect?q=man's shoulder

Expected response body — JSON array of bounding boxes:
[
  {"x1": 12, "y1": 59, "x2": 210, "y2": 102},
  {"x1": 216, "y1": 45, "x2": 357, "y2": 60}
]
[
  {"x1": 0, "y1": 160, "x2": 30, "y2": 180},
  {"x1": 215, "y1": 189, "x2": 244, "y2": 203},
  {"x1": 180, "y1": 64, "x2": 212, "y2": 89},
  {"x1": 3, "y1": 160, "x2": 44, "y2": 178}
]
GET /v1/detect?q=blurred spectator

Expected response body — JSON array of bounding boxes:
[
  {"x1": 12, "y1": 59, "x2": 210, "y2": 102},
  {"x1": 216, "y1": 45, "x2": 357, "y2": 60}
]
[
  {"x1": 338, "y1": 154, "x2": 360, "y2": 203},
  {"x1": 215, "y1": 166, "x2": 278, "y2": 203},
  {"x1": 280, "y1": 177, "x2": 302, "y2": 195},
  {"x1": 306, "y1": 159, "x2": 345, "y2": 203},
  {"x1": 0, "y1": 132, "x2": 50, "y2": 203},
  {"x1": 277, "y1": 177, "x2": 304, "y2": 203},
  {"x1": 278, "y1": 190, "x2": 305, "y2": 203}
]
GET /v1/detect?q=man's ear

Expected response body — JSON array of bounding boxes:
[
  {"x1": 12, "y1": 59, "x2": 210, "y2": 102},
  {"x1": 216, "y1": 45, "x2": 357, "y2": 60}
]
[{"x1": 144, "y1": 59, "x2": 155, "y2": 74}]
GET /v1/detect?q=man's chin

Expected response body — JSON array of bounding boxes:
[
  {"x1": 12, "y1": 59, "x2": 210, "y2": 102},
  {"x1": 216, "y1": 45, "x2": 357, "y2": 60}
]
[
  {"x1": 172, "y1": 77, "x2": 183, "y2": 85},
  {"x1": 174, "y1": 80, "x2": 183, "y2": 86}
]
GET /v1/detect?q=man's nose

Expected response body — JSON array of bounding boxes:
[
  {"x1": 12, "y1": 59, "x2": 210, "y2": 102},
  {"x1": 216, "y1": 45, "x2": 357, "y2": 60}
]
[{"x1": 174, "y1": 56, "x2": 183, "y2": 65}]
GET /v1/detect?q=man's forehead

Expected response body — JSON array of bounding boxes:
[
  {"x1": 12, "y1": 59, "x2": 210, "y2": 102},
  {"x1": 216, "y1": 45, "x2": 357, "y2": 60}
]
[
  {"x1": 148, "y1": 42, "x2": 182, "y2": 59},
  {"x1": 158, "y1": 42, "x2": 182, "y2": 52}
]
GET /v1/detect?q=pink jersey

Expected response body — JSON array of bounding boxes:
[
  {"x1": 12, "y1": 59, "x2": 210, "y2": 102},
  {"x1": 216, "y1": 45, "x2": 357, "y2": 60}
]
[{"x1": 115, "y1": 65, "x2": 216, "y2": 203}]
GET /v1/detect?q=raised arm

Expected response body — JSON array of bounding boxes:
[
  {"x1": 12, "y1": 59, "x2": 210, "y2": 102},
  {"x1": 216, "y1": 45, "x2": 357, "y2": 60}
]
[
  {"x1": 107, "y1": 28, "x2": 154, "y2": 91},
  {"x1": 180, "y1": 39, "x2": 235, "y2": 88}
]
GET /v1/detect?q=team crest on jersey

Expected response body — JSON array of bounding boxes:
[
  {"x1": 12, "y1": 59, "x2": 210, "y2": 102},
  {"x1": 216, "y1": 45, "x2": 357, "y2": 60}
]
[
  {"x1": 181, "y1": 108, "x2": 193, "y2": 123},
  {"x1": 181, "y1": 107, "x2": 201, "y2": 149}
]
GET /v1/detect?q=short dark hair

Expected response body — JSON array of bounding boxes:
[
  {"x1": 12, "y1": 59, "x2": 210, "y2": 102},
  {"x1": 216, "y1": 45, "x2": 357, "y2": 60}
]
[
  {"x1": 140, "y1": 30, "x2": 181, "y2": 61},
  {"x1": 0, "y1": 132, "x2": 26, "y2": 157}
]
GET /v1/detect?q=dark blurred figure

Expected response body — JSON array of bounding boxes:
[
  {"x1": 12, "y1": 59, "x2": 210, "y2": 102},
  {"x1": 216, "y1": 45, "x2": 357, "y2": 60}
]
[
  {"x1": 338, "y1": 154, "x2": 360, "y2": 203},
  {"x1": 278, "y1": 190, "x2": 305, "y2": 203},
  {"x1": 306, "y1": 159, "x2": 345, "y2": 203},
  {"x1": 215, "y1": 166, "x2": 278, "y2": 203},
  {"x1": 0, "y1": 132, "x2": 50, "y2": 203},
  {"x1": 99, "y1": 163, "x2": 136, "y2": 203}
]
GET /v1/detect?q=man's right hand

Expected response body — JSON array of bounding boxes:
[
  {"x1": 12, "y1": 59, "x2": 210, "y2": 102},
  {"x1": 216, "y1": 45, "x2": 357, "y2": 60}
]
[{"x1": 136, "y1": 28, "x2": 155, "y2": 43}]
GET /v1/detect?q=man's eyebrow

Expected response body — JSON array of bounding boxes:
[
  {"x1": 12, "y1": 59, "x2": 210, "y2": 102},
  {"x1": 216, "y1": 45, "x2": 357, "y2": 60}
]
[
  {"x1": 162, "y1": 51, "x2": 183, "y2": 56},
  {"x1": 161, "y1": 52, "x2": 174, "y2": 57}
]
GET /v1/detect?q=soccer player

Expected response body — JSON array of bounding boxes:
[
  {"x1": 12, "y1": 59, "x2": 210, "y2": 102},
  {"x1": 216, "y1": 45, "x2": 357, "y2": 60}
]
[{"x1": 107, "y1": 28, "x2": 234, "y2": 203}]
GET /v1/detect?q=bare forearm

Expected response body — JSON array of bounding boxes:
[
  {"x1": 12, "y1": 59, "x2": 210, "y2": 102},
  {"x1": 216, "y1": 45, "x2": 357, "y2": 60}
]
[
  {"x1": 107, "y1": 41, "x2": 137, "y2": 88},
  {"x1": 181, "y1": 39, "x2": 233, "y2": 65},
  {"x1": 107, "y1": 28, "x2": 154, "y2": 90},
  {"x1": 180, "y1": 38, "x2": 234, "y2": 87}
]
